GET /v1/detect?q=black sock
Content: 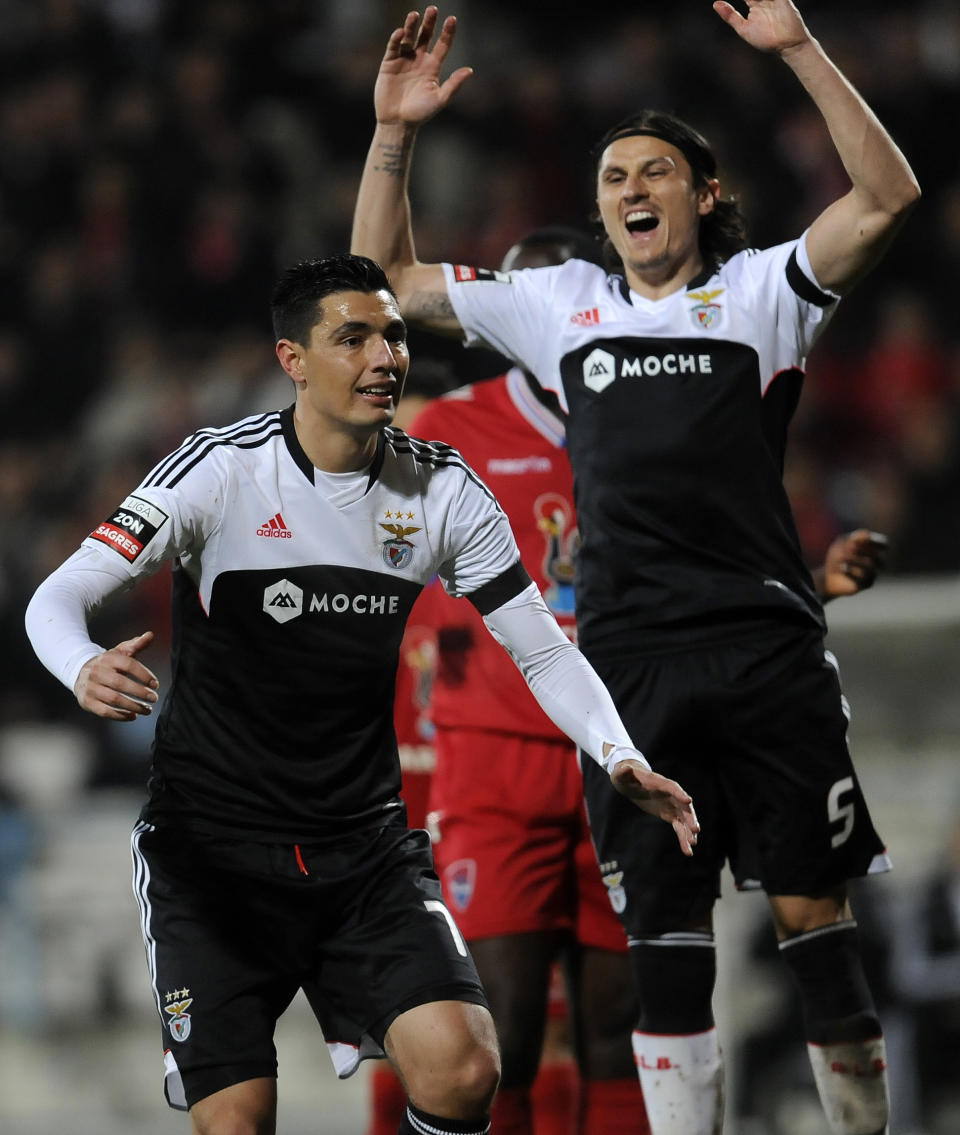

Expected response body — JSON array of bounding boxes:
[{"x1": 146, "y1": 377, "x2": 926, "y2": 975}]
[{"x1": 398, "y1": 1101, "x2": 491, "y2": 1135}]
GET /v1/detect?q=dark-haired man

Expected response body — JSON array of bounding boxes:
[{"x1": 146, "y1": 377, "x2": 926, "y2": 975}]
[
  {"x1": 25, "y1": 253, "x2": 697, "y2": 1135},
  {"x1": 351, "y1": 3, "x2": 919, "y2": 1132},
  {"x1": 409, "y1": 225, "x2": 651, "y2": 1135}
]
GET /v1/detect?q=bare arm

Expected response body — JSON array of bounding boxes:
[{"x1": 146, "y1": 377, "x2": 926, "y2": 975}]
[
  {"x1": 351, "y1": 7, "x2": 471, "y2": 333},
  {"x1": 714, "y1": 0, "x2": 920, "y2": 294}
]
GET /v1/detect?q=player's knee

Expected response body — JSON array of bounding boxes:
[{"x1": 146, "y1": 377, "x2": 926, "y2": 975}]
[
  {"x1": 399, "y1": 1010, "x2": 501, "y2": 1118},
  {"x1": 410, "y1": 1040, "x2": 500, "y2": 1117},
  {"x1": 189, "y1": 1080, "x2": 276, "y2": 1135},
  {"x1": 453, "y1": 1040, "x2": 501, "y2": 1112},
  {"x1": 191, "y1": 1118, "x2": 272, "y2": 1135}
]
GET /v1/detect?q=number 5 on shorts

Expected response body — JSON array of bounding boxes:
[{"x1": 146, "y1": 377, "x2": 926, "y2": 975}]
[{"x1": 827, "y1": 776, "x2": 855, "y2": 848}]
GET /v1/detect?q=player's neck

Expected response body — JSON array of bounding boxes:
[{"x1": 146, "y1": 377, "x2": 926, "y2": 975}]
[
  {"x1": 293, "y1": 414, "x2": 378, "y2": 474},
  {"x1": 624, "y1": 249, "x2": 706, "y2": 302}
]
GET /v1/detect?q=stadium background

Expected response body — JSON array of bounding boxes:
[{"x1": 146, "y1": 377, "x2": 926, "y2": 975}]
[{"x1": 0, "y1": 1, "x2": 958, "y2": 1132}]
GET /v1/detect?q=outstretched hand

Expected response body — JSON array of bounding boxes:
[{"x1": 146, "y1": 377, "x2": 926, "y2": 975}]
[
  {"x1": 713, "y1": 0, "x2": 810, "y2": 55},
  {"x1": 74, "y1": 631, "x2": 159, "y2": 721},
  {"x1": 817, "y1": 529, "x2": 888, "y2": 601},
  {"x1": 375, "y1": 6, "x2": 473, "y2": 128},
  {"x1": 610, "y1": 758, "x2": 700, "y2": 857}
]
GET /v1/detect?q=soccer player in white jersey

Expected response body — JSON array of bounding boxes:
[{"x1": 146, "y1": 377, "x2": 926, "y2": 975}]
[
  {"x1": 25, "y1": 254, "x2": 698, "y2": 1135},
  {"x1": 351, "y1": 4, "x2": 919, "y2": 1134}
]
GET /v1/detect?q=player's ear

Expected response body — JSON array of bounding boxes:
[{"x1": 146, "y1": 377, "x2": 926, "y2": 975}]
[
  {"x1": 698, "y1": 179, "x2": 720, "y2": 216},
  {"x1": 276, "y1": 339, "x2": 306, "y2": 385}
]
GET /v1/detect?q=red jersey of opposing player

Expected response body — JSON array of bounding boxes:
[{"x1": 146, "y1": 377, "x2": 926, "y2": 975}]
[
  {"x1": 407, "y1": 368, "x2": 627, "y2": 950},
  {"x1": 393, "y1": 604, "x2": 439, "y2": 831},
  {"x1": 418, "y1": 370, "x2": 577, "y2": 734}
]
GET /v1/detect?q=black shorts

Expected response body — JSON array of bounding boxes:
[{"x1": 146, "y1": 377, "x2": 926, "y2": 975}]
[
  {"x1": 581, "y1": 624, "x2": 888, "y2": 935},
  {"x1": 130, "y1": 814, "x2": 486, "y2": 1110}
]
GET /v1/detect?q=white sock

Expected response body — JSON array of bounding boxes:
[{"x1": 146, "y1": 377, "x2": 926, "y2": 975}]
[
  {"x1": 807, "y1": 1036, "x2": 889, "y2": 1135},
  {"x1": 632, "y1": 1027, "x2": 723, "y2": 1135}
]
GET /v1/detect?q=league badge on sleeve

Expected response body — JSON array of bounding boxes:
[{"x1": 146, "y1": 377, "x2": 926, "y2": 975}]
[
  {"x1": 452, "y1": 266, "x2": 512, "y2": 284},
  {"x1": 89, "y1": 494, "x2": 169, "y2": 563}
]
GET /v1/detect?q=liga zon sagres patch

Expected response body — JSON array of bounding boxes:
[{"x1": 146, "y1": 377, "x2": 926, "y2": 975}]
[{"x1": 90, "y1": 494, "x2": 169, "y2": 563}]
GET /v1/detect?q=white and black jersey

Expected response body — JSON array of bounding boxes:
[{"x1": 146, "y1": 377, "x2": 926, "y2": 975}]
[
  {"x1": 58, "y1": 408, "x2": 528, "y2": 839},
  {"x1": 443, "y1": 236, "x2": 839, "y2": 659}
]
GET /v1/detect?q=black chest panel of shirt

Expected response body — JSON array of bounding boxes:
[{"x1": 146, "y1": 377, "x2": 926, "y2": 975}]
[
  {"x1": 558, "y1": 335, "x2": 821, "y2": 656},
  {"x1": 145, "y1": 561, "x2": 423, "y2": 839}
]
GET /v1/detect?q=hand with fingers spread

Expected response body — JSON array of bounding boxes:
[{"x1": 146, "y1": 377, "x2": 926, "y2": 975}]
[
  {"x1": 375, "y1": 6, "x2": 473, "y2": 128},
  {"x1": 815, "y1": 529, "x2": 888, "y2": 602},
  {"x1": 74, "y1": 630, "x2": 159, "y2": 720},
  {"x1": 713, "y1": 0, "x2": 811, "y2": 56},
  {"x1": 609, "y1": 755, "x2": 700, "y2": 858}
]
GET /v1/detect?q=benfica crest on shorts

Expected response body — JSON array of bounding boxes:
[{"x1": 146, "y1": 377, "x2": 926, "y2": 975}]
[
  {"x1": 686, "y1": 288, "x2": 725, "y2": 332},
  {"x1": 602, "y1": 870, "x2": 627, "y2": 914},
  {"x1": 164, "y1": 992, "x2": 194, "y2": 1042},
  {"x1": 380, "y1": 510, "x2": 421, "y2": 569}
]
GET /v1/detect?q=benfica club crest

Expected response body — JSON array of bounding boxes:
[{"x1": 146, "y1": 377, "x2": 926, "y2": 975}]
[
  {"x1": 164, "y1": 991, "x2": 194, "y2": 1042},
  {"x1": 602, "y1": 869, "x2": 627, "y2": 914},
  {"x1": 687, "y1": 287, "x2": 725, "y2": 332},
  {"x1": 380, "y1": 510, "x2": 421, "y2": 569}
]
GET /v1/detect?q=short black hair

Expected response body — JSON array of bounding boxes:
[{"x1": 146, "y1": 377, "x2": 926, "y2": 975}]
[
  {"x1": 593, "y1": 110, "x2": 748, "y2": 271},
  {"x1": 270, "y1": 254, "x2": 396, "y2": 345}
]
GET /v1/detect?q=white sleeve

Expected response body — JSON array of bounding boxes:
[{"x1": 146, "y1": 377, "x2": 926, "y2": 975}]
[
  {"x1": 436, "y1": 464, "x2": 523, "y2": 599},
  {"x1": 25, "y1": 546, "x2": 135, "y2": 691},
  {"x1": 441, "y1": 262, "x2": 571, "y2": 402},
  {"x1": 482, "y1": 582, "x2": 649, "y2": 774},
  {"x1": 733, "y1": 233, "x2": 840, "y2": 368}
]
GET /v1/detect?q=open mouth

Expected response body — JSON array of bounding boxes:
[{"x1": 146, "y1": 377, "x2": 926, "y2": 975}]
[
  {"x1": 625, "y1": 210, "x2": 659, "y2": 235},
  {"x1": 358, "y1": 382, "x2": 395, "y2": 402}
]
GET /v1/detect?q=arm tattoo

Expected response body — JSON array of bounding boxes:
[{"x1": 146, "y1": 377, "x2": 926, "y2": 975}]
[
  {"x1": 410, "y1": 290, "x2": 456, "y2": 321},
  {"x1": 373, "y1": 141, "x2": 408, "y2": 178}
]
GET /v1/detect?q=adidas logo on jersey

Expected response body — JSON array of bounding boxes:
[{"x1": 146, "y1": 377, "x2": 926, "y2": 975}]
[
  {"x1": 257, "y1": 512, "x2": 292, "y2": 539},
  {"x1": 571, "y1": 306, "x2": 601, "y2": 326}
]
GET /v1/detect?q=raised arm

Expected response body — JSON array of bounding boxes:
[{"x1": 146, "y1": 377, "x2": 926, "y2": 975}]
[
  {"x1": 351, "y1": 6, "x2": 471, "y2": 333},
  {"x1": 714, "y1": 0, "x2": 920, "y2": 294}
]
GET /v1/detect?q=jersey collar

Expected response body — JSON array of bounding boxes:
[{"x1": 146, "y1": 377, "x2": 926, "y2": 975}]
[
  {"x1": 280, "y1": 405, "x2": 315, "y2": 483},
  {"x1": 505, "y1": 367, "x2": 566, "y2": 448},
  {"x1": 280, "y1": 404, "x2": 385, "y2": 493},
  {"x1": 613, "y1": 261, "x2": 717, "y2": 305}
]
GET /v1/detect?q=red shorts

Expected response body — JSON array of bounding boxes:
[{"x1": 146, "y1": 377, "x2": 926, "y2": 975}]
[
  {"x1": 399, "y1": 768, "x2": 433, "y2": 831},
  {"x1": 428, "y1": 728, "x2": 627, "y2": 952}
]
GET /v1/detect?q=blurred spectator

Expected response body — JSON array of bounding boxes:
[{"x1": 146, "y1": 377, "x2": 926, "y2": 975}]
[{"x1": 888, "y1": 813, "x2": 960, "y2": 1134}]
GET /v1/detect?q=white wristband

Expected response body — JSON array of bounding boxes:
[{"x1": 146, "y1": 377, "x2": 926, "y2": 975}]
[{"x1": 602, "y1": 744, "x2": 651, "y2": 775}]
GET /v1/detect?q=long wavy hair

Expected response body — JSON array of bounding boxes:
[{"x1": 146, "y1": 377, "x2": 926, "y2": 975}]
[{"x1": 592, "y1": 110, "x2": 748, "y2": 273}]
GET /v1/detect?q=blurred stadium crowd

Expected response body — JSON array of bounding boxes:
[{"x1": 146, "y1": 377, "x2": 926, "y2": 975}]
[
  {"x1": 0, "y1": 0, "x2": 958, "y2": 767},
  {"x1": 0, "y1": 4, "x2": 959, "y2": 1131}
]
